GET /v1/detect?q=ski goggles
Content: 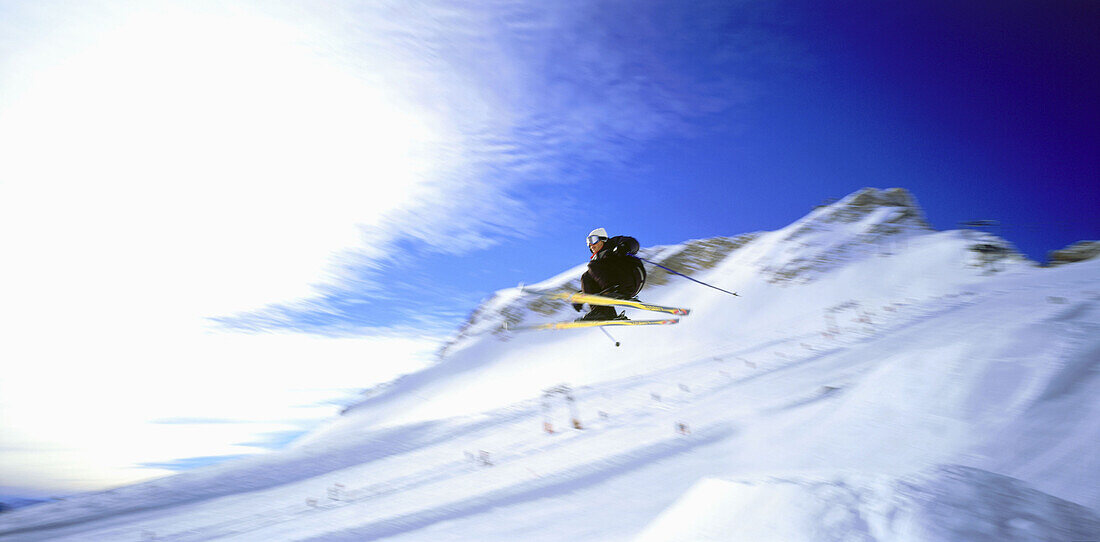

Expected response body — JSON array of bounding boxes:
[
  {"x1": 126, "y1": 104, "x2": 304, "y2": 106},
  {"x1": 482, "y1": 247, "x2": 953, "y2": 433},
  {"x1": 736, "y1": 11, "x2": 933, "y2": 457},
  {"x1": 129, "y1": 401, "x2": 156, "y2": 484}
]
[{"x1": 587, "y1": 235, "x2": 607, "y2": 246}]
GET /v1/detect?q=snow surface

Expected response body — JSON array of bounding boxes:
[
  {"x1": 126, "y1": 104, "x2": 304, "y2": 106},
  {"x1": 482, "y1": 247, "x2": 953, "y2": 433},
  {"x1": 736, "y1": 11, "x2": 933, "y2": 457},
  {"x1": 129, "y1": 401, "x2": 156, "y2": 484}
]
[
  {"x1": 635, "y1": 467, "x2": 1100, "y2": 542},
  {"x1": 2, "y1": 188, "x2": 1098, "y2": 541}
]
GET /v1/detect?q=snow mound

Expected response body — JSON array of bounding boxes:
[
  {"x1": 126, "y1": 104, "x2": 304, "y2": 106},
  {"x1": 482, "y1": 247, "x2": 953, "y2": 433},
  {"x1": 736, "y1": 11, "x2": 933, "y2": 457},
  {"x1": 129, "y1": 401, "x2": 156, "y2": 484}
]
[{"x1": 635, "y1": 465, "x2": 1100, "y2": 542}]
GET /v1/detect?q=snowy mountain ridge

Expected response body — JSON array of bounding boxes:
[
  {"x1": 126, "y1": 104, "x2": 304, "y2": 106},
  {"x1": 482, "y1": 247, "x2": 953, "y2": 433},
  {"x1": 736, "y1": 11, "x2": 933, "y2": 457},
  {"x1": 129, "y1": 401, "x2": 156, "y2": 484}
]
[{"x1": 2, "y1": 187, "x2": 1098, "y2": 541}]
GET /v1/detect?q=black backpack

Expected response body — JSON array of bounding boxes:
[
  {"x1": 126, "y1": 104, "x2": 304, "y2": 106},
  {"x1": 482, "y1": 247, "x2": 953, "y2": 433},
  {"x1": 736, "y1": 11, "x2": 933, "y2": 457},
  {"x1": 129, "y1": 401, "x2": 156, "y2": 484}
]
[
  {"x1": 605, "y1": 235, "x2": 640, "y2": 256},
  {"x1": 605, "y1": 236, "x2": 645, "y2": 296}
]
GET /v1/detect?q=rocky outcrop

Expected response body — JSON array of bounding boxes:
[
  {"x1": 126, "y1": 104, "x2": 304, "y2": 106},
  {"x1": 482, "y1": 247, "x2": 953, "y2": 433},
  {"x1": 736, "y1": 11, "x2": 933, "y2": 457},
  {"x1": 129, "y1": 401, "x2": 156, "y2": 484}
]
[
  {"x1": 643, "y1": 234, "x2": 759, "y2": 287},
  {"x1": 816, "y1": 187, "x2": 931, "y2": 229},
  {"x1": 765, "y1": 188, "x2": 934, "y2": 284},
  {"x1": 1047, "y1": 241, "x2": 1100, "y2": 267}
]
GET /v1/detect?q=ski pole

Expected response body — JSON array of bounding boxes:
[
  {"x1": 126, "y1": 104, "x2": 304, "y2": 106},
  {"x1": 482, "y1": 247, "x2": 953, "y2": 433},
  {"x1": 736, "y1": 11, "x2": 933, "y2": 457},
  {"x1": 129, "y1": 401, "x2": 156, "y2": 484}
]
[
  {"x1": 633, "y1": 256, "x2": 739, "y2": 297},
  {"x1": 599, "y1": 327, "x2": 621, "y2": 347}
]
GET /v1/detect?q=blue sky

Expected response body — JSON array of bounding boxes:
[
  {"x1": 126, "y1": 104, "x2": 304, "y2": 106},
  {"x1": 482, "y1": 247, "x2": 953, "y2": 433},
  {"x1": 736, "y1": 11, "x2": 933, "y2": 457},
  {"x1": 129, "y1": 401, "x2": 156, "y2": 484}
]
[{"x1": 0, "y1": 0, "x2": 1096, "y2": 493}]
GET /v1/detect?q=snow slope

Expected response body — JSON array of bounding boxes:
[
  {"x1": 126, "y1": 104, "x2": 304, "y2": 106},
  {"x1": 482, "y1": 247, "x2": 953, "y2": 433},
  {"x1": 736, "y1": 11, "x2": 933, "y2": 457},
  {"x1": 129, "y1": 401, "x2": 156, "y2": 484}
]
[
  {"x1": 635, "y1": 467, "x2": 1100, "y2": 542},
  {"x1": 2, "y1": 188, "x2": 1097, "y2": 541}
]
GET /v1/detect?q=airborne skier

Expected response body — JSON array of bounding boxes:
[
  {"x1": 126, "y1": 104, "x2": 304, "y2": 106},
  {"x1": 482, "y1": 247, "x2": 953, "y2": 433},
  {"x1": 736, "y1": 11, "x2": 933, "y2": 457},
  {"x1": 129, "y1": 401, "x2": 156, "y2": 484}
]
[
  {"x1": 504, "y1": 227, "x2": 731, "y2": 335},
  {"x1": 504, "y1": 229, "x2": 689, "y2": 335},
  {"x1": 575, "y1": 228, "x2": 647, "y2": 321}
]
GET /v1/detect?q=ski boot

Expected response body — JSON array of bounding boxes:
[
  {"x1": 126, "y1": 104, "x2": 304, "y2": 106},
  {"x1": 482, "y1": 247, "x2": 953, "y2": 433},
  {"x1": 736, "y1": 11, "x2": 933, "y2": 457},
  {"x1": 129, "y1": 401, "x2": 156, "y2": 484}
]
[{"x1": 575, "y1": 305, "x2": 627, "y2": 322}]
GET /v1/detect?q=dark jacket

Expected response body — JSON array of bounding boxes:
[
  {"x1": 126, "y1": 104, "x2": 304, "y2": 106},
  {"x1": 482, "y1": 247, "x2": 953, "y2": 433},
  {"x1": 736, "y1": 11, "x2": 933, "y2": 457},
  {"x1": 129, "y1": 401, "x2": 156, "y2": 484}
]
[{"x1": 582, "y1": 236, "x2": 646, "y2": 298}]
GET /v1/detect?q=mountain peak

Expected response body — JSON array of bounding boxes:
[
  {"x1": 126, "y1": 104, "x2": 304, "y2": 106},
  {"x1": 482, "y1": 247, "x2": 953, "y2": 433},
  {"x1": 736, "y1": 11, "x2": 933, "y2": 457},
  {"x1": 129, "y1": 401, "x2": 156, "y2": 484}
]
[
  {"x1": 748, "y1": 188, "x2": 937, "y2": 284},
  {"x1": 810, "y1": 187, "x2": 930, "y2": 230}
]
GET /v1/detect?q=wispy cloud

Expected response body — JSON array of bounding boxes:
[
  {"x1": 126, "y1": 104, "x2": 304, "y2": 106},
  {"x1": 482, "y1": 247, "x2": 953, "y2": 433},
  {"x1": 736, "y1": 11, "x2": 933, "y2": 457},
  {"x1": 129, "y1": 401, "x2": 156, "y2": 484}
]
[
  {"x1": 138, "y1": 455, "x2": 250, "y2": 472},
  {"x1": 344, "y1": 0, "x2": 783, "y2": 252}
]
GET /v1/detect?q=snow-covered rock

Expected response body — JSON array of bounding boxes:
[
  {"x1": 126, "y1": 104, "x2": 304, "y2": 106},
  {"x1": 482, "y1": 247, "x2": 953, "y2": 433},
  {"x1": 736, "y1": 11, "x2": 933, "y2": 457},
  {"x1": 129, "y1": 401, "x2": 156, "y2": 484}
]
[{"x1": 1048, "y1": 240, "x2": 1100, "y2": 267}]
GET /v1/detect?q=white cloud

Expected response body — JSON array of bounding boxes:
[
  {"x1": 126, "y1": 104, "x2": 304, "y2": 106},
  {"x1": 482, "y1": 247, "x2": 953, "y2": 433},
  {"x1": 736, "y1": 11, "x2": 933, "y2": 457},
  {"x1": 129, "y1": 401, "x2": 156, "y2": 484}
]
[{"x1": 0, "y1": 2, "x2": 443, "y2": 319}]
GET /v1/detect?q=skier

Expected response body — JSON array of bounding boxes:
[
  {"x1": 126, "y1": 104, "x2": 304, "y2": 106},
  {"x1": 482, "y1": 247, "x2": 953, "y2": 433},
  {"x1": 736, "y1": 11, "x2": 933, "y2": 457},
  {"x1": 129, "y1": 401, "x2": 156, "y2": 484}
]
[{"x1": 574, "y1": 228, "x2": 647, "y2": 321}]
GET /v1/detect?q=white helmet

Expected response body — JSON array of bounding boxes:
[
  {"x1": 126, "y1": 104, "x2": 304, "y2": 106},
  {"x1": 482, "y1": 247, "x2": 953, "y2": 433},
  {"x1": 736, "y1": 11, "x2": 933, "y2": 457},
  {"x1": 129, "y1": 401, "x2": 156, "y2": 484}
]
[{"x1": 586, "y1": 227, "x2": 608, "y2": 246}]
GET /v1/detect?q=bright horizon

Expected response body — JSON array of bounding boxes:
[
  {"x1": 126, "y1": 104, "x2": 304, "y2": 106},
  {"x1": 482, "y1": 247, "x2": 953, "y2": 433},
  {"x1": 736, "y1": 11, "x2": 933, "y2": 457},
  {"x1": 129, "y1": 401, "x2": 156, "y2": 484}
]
[{"x1": 0, "y1": 0, "x2": 1096, "y2": 495}]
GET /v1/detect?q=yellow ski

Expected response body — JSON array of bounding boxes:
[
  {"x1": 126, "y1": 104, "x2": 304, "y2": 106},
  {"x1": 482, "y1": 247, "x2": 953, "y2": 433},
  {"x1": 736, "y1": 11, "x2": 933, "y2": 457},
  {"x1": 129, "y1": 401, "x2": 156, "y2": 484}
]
[
  {"x1": 544, "y1": 292, "x2": 690, "y2": 316},
  {"x1": 509, "y1": 318, "x2": 680, "y2": 331}
]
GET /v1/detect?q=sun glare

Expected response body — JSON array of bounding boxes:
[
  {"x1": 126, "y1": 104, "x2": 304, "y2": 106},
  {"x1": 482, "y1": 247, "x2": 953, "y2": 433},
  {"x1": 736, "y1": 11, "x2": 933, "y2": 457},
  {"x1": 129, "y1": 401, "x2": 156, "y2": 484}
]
[
  {"x1": 0, "y1": 3, "x2": 437, "y2": 321},
  {"x1": 0, "y1": 2, "x2": 445, "y2": 490}
]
